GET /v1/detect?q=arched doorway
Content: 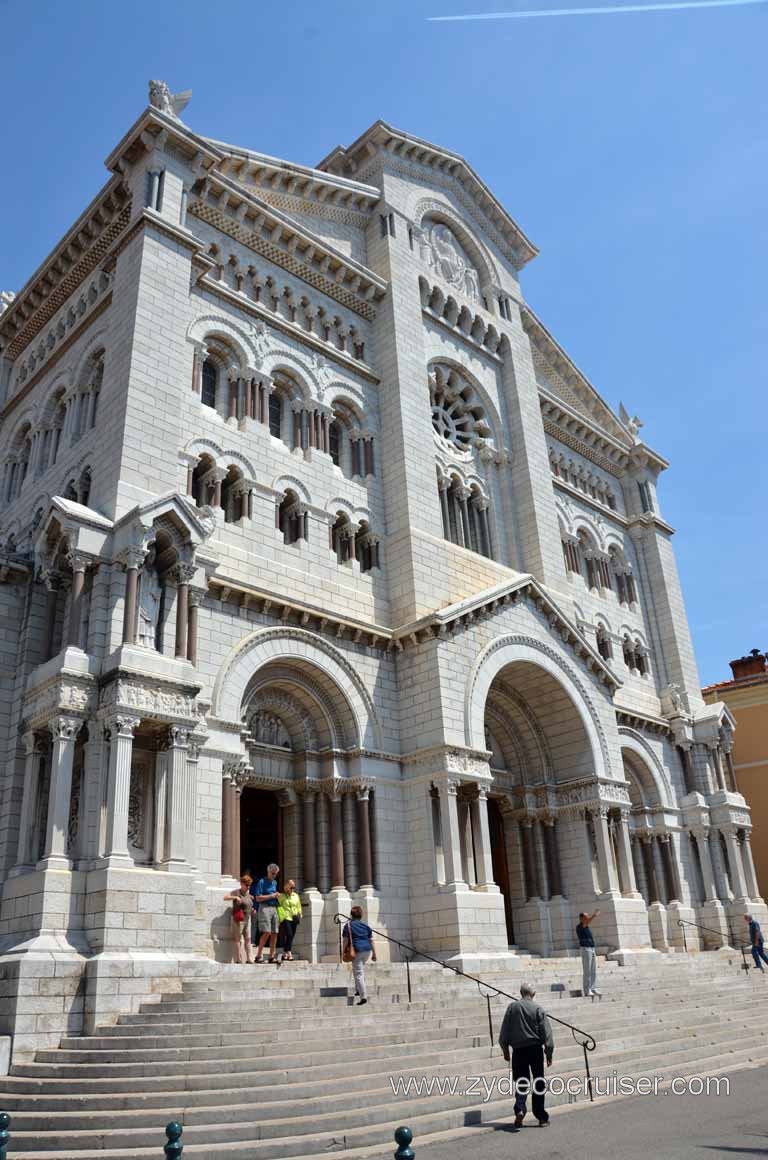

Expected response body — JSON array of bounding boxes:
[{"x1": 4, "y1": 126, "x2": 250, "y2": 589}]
[{"x1": 240, "y1": 787, "x2": 280, "y2": 880}]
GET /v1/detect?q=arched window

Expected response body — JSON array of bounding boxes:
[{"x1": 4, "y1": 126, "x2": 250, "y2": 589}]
[
  {"x1": 596, "y1": 625, "x2": 613, "y2": 661},
  {"x1": 191, "y1": 454, "x2": 215, "y2": 507},
  {"x1": 201, "y1": 359, "x2": 217, "y2": 409},
  {"x1": 78, "y1": 467, "x2": 92, "y2": 507},
  {"x1": 64, "y1": 479, "x2": 77, "y2": 502},
  {"x1": 221, "y1": 465, "x2": 244, "y2": 524},
  {"x1": 268, "y1": 392, "x2": 282, "y2": 439},
  {"x1": 355, "y1": 521, "x2": 380, "y2": 572},
  {"x1": 331, "y1": 512, "x2": 354, "y2": 564},
  {"x1": 562, "y1": 535, "x2": 581, "y2": 574},
  {"x1": 278, "y1": 490, "x2": 306, "y2": 545}
]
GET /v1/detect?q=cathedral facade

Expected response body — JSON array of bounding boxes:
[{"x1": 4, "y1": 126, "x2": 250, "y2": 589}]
[{"x1": 0, "y1": 85, "x2": 762, "y2": 1057}]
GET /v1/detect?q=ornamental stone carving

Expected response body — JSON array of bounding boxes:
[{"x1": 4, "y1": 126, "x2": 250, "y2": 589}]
[
  {"x1": 415, "y1": 221, "x2": 481, "y2": 302},
  {"x1": 100, "y1": 680, "x2": 198, "y2": 721},
  {"x1": 148, "y1": 79, "x2": 192, "y2": 120}
]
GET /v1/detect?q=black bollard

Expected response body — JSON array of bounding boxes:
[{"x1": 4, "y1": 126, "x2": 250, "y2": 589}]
[
  {"x1": 164, "y1": 1121, "x2": 183, "y2": 1159},
  {"x1": 394, "y1": 1125, "x2": 415, "y2": 1159},
  {"x1": 0, "y1": 1112, "x2": 9, "y2": 1160}
]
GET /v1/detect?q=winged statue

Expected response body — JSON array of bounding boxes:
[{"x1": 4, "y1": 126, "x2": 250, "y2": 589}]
[{"x1": 148, "y1": 80, "x2": 192, "y2": 121}]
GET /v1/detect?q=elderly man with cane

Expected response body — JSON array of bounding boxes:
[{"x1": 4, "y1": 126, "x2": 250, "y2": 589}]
[{"x1": 499, "y1": 982, "x2": 554, "y2": 1129}]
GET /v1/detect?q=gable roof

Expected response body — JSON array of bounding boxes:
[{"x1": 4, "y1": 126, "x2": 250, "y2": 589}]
[{"x1": 317, "y1": 120, "x2": 538, "y2": 270}]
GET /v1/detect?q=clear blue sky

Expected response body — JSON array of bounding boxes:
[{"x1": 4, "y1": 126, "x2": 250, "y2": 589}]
[{"x1": 1, "y1": 0, "x2": 765, "y2": 685}]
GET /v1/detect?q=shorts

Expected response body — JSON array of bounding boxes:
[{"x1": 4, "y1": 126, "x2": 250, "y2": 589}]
[
  {"x1": 231, "y1": 918, "x2": 249, "y2": 940},
  {"x1": 257, "y1": 906, "x2": 279, "y2": 934}
]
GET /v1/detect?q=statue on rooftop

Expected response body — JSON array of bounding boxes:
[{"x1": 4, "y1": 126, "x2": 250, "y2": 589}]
[{"x1": 148, "y1": 80, "x2": 192, "y2": 121}]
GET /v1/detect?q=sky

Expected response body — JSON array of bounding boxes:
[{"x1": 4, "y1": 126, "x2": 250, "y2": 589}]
[{"x1": 0, "y1": 0, "x2": 765, "y2": 685}]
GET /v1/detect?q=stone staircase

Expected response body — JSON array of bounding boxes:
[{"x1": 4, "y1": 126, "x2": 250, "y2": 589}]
[{"x1": 2, "y1": 950, "x2": 767, "y2": 1158}]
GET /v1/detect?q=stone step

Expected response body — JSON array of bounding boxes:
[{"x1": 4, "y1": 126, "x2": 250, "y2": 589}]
[
  {"x1": 2, "y1": 1022, "x2": 764, "y2": 1123},
  {"x1": 8, "y1": 1043, "x2": 768, "y2": 1157}
]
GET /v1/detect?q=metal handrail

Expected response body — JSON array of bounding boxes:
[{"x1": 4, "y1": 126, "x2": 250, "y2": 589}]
[
  {"x1": 335, "y1": 912, "x2": 597, "y2": 1101},
  {"x1": 676, "y1": 918, "x2": 752, "y2": 973}
]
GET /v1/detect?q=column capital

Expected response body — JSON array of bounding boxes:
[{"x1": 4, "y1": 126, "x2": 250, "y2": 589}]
[
  {"x1": 188, "y1": 586, "x2": 207, "y2": 608},
  {"x1": 122, "y1": 546, "x2": 149, "y2": 571},
  {"x1": 103, "y1": 714, "x2": 140, "y2": 740},
  {"x1": 22, "y1": 730, "x2": 46, "y2": 756},
  {"x1": 48, "y1": 715, "x2": 83, "y2": 743},
  {"x1": 66, "y1": 551, "x2": 92, "y2": 576},
  {"x1": 355, "y1": 785, "x2": 372, "y2": 802},
  {"x1": 167, "y1": 561, "x2": 197, "y2": 587}
]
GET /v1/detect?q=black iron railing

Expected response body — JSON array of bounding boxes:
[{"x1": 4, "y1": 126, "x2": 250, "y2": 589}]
[
  {"x1": 335, "y1": 912, "x2": 597, "y2": 1101},
  {"x1": 676, "y1": 918, "x2": 752, "y2": 973}
]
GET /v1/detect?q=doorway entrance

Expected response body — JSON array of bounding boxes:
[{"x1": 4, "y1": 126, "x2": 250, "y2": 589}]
[
  {"x1": 239, "y1": 788, "x2": 281, "y2": 881},
  {"x1": 488, "y1": 797, "x2": 515, "y2": 945}
]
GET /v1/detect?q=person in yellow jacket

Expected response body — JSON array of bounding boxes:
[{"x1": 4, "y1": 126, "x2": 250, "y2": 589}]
[{"x1": 276, "y1": 879, "x2": 302, "y2": 961}]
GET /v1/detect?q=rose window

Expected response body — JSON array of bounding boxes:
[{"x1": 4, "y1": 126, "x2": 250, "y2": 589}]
[{"x1": 429, "y1": 365, "x2": 489, "y2": 450}]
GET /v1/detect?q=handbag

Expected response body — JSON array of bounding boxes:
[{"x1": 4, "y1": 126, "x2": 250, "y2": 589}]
[
  {"x1": 342, "y1": 924, "x2": 356, "y2": 962},
  {"x1": 233, "y1": 906, "x2": 245, "y2": 923}
]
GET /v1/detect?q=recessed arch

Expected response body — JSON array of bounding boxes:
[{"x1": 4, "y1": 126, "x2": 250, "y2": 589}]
[
  {"x1": 211, "y1": 626, "x2": 383, "y2": 750},
  {"x1": 619, "y1": 730, "x2": 672, "y2": 808}
]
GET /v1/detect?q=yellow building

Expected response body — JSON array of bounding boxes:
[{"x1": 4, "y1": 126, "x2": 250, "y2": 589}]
[{"x1": 703, "y1": 650, "x2": 768, "y2": 896}]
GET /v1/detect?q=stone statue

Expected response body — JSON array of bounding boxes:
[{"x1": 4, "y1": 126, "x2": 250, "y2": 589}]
[
  {"x1": 660, "y1": 682, "x2": 690, "y2": 718},
  {"x1": 619, "y1": 402, "x2": 644, "y2": 443},
  {"x1": 148, "y1": 80, "x2": 192, "y2": 121},
  {"x1": 420, "y1": 222, "x2": 481, "y2": 302},
  {"x1": 137, "y1": 546, "x2": 162, "y2": 649},
  {"x1": 0, "y1": 291, "x2": 15, "y2": 316}
]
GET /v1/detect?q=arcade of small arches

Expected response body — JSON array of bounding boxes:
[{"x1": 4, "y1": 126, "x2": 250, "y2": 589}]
[
  {"x1": 1, "y1": 350, "x2": 103, "y2": 509},
  {"x1": 192, "y1": 340, "x2": 376, "y2": 482},
  {"x1": 549, "y1": 447, "x2": 618, "y2": 511}
]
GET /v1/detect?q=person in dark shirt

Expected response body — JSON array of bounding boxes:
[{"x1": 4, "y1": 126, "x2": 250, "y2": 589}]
[
  {"x1": 252, "y1": 863, "x2": 280, "y2": 964},
  {"x1": 342, "y1": 905, "x2": 376, "y2": 1005},
  {"x1": 745, "y1": 914, "x2": 768, "y2": 970},
  {"x1": 576, "y1": 909, "x2": 601, "y2": 998},
  {"x1": 499, "y1": 982, "x2": 554, "y2": 1129}
]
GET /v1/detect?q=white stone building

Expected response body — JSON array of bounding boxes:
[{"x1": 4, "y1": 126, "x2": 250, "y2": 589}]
[{"x1": 0, "y1": 83, "x2": 762, "y2": 1057}]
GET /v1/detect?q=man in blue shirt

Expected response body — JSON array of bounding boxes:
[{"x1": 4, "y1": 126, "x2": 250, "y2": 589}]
[
  {"x1": 745, "y1": 914, "x2": 768, "y2": 970},
  {"x1": 576, "y1": 909, "x2": 601, "y2": 998},
  {"x1": 252, "y1": 863, "x2": 280, "y2": 964}
]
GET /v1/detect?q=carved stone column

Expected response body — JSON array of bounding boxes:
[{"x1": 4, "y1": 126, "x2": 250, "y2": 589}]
[
  {"x1": 16, "y1": 731, "x2": 45, "y2": 869},
  {"x1": 640, "y1": 836, "x2": 660, "y2": 904},
  {"x1": 342, "y1": 791, "x2": 358, "y2": 893},
  {"x1": 658, "y1": 833, "x2": 681, "y2": 902},
  {"x1": 302, "y1": 789, "x2": 318, "y2": 890},
  {"x1": 722, "y1": 825, "x2": 749, "y2": 900},
  {"x1": 542, "y1": 817, "x2": 564, "y2": 897},
  {"x1": 741, "y1": 830, "x2": 762, "y2": 900},
  {"x1": 169, "y1": 563, "x2": 196, "y2": 660},
  {"x1": 709, "y1": 744, "x2": 727, "y2": 793},
  {"x1": 615, "y1": 810, "x2": 639, "y2": 896},
  {"x1": 102, "y1": 714, "x2": 140, "y2": 867},
  {"x1": 631, "y1": 835, "x2": 647, "y2": 901},
  {"x1": 677, "y1": 744, "x2": 695, "y2": 796},
  {"x1": 723, "y1": 746, "x2": 739, "y2": 794},
  {"x1": 187, "y1": 589, "x2": 204, "y2": 666},
  {"x1": 121, "y1": 548, "x2": 146, "y2": 646},
  {"x1": 42, "y1": 571, "x2": 62, "y2": 661},
  {"x1": 593, "y1": 807, "x2": 620, "y2": 894},
  {"x1": 470, "y1": 786, "x2": 496, "y2": 890},
  {"x1": 520, "y1": 818, "x2": 539, "y2": 900},
  {"x1": 438, "y1": 778, "x2": 465, "y2": 887},
  {"x1": 356, "y1": 787, "x2": 373, "y2": 888},
  {"x1": 66, "y1": 553, "x2": 88, "y2": 650},
  {"x1": 160, "y1": 726, "x2": 190, "y2": 871},
  {"x1": 692, "y1": 828, "x2": 719, "y2": 902},
  {"x1": 37, "y1": 716, "x2": 82, "y2": 868},
  {"x1": 329, "y1": 791, "x2": 345, "y2": 889}
]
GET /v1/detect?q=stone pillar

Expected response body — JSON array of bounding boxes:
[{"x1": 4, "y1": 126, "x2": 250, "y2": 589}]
[
  {"x1": 641, "y1": 836, "x2": 660, "y2": 903},
  {"x1": 302, "y1": 790, "x2": 317, "y2": 889},
  {"x1": 329, "y1": 793, "x2": 345, "y2": 888},
  {"x1": 43, "y1": 573, "x2": 61, "y2": 660},
  {"x1": 470, "y1": 786, "x2": 496, "y2": 890},
  {"x1": 542, "y1": 818, "x2": 564, "y2": 897},
  {"x1": 677, "y1": 745, "x2": 695, "y2": 796},
  {"x1": 169, "y1": 563, "x2": 195, "y2": 660},
  {"x1": 121, "y1": 548, "x2": 145, "y2": 645},
  {"x1": 691, "y1": 828, "x2": 717, "y2": 902},
  {"x1": 438, "y1": 778, "x2": 465, "y2": 887},
  {"x1": 533, "y1": 818, "x2": 550, "y2": 900},
  {"x1": 520, "y1": 818, "x2": 539, "y2": 900},
  {"x1": 187, "y1": 590, "x2": 203, "y2": 666},
  {"x1": 741, "y1": 831, "x2": 762, "y2": 901},
  {"x1": 724, "y1": 748, "x2": 739, "y2": 794},
  {"x1": 615, "y1": 810, "x2": 639, "y2": 896},
  {"x1": 161, "y1": 726, "x2": 190, "y2": 871},
  {"x1": 185, "y1": 739, "x2": 201, "y2": 870},
  {"x1": 16, "y1": 732, "x2": 45, "y2": 869},
  {"x1": 356, "y1": 788, "x2": 373, "y2": 888},
  {"x1": 37, "y1": 716, "x2": 82, "y2": 868},
  {"x1": 710, "y1": 745, "x2": 727, "y2": 793},
  {"x1": 437, "y1": 477, "x2": 450, "y2": 537},
  {"x1": 153, "y1": 745, "x2": 168, "y2": 867},
  {"x1": 659, "y1": 833, "x2": 680, "y2": 902},
  {"x1": 594, "y1": 807, "x2": 620, "y2": 894},
  {"x1": 710, "y1": 830, "x2": 732, "y2": 900},
  {"x1": 722, "y1": 825, "x2": 749, "y2": 901},
  {"x1": 458, "y1": 797, "x2": 475, "y2": 885},
  {"x1": 102, "y1": 714, "x2": 140, "y2": 867},
  {"x1": 66, "y1": 553, "x2": 88, "y2": 649},
  {"x1": 631, "y1": 836, "x2": 647, "y2": 901},
  {"x1": 342, "y1": 791, "x2": 358, "y2": 893}
]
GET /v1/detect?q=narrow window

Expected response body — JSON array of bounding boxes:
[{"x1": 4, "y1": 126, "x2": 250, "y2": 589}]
[
  {"x1": 328, "y1": 420, "x2": 341, "y2": 466},
  {"x1": 268, "y1": 392, "x2": 282, "y2": 439},
  {"x1": 201, "y1": 360, "x2": 217, "y2": 408}
]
